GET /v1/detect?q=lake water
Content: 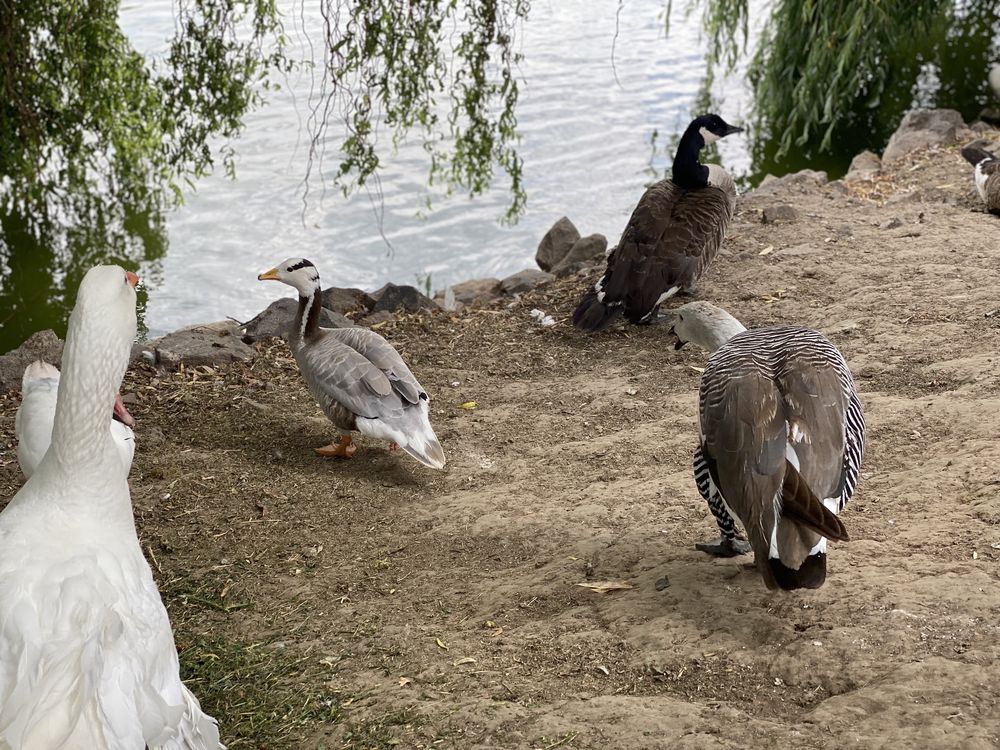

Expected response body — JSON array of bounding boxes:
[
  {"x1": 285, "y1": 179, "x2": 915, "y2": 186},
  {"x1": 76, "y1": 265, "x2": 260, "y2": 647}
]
[
  {"x1": 120, "y1": 0, "x2": 754, "y2": 337},
  {"x1": 2, "y1": 1, "x2": 994, "y2": 350}
]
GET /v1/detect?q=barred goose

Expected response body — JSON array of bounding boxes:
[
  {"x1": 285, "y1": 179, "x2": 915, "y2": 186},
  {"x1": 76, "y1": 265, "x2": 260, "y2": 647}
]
[
  {"x1": 258, "y1": 258, "x2": 446, "y2": 469},
  {"x1": 961, "y1": 144, "x2": 1000, "y2": 214},
  {"x1": 670, "y1": 302, "x2": 865, "y2": 590},
  {"x1": 573, "y1": 114, "x2": 742, "y2": 332},
  {"x1": 16, "y1": 360, "x2": 136, "y2": 479},
  {"x1": 0, "y1": 266, "x2": 222, "y2": 749}
]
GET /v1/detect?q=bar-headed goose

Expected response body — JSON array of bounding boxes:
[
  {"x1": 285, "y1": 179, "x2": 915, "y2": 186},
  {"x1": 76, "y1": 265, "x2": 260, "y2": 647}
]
[
  {"x1": 961, "y1": 144, "x2": 1000, "y2": 214},
  {"x1": 0, "y1": 266, "x2": 222, "y2": 748},
  {"x1": 258, "y1": 258, "x2": 445, "y2": 469},
  {"x1": 15, "y1": 360, "x2": 136, "y2": 478},
  {"x1": 573, "y1": 114, "x2": 742, "y2": 332},
  {"x1": 669, "y1": 302, "x2": 866, "y2": 590}
]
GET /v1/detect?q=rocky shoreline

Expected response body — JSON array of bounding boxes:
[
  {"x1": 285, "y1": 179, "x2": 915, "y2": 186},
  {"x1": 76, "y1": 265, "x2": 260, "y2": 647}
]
[{"x1": 1, "y1": 106, "x2": 994, "y2": 392}]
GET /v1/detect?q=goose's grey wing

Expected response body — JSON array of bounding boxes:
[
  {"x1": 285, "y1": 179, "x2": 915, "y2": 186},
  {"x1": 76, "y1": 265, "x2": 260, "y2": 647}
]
[
  {"x1": 295, "y1": 333, "x2": 400, "y2": 421},
  {"x1": 323, "y1": 327, "x2": 426, "y2": 405},
  {"x1": 599, "y1": 176, "x2": 735, "y2": 324}
]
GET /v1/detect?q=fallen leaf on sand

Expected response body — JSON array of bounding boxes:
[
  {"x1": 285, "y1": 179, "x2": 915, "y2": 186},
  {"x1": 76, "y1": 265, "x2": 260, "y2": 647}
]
[
  {"x1": 398, "y1": 677, "x2": 412, "y2": 687},
  {"x1": 759, "y1": 245, "x2": 774, "y2": 256},
  {"x1": 688, "y1": 366, "x2": 705, "y2": 373},
  {"x1": 575, "y1": 581, "x2": 634, "y2": 594},
  {"x1": 459, "y1": 401, "x2": 477, "y2": 410},
  {"x1": 435, "y1": 638, "x2": 449, "y2": 650},
  {"x1": 453, "y1": 657, "x2": 476, "y2": 666}
]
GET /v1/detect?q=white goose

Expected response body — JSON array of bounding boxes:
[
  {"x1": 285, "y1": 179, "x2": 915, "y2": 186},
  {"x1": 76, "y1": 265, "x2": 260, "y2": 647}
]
[
  {"x1": 0, "y1": 266, "x2": 222, "y2": 749},
  {"x1": 16, "y1": 360, "x2": 136, "y2": 478}
]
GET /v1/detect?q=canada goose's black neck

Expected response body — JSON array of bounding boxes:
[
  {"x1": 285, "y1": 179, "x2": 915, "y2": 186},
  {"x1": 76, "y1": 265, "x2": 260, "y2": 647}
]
[
  {"x1": 293, "y1": 286, "x2": 323, "y2": 344},
  {"x1": 672, "y1": 124, "x2": 710, "y2": 189}
]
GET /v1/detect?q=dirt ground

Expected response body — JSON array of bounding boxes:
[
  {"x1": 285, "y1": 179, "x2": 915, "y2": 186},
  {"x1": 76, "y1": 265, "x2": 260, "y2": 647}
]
[{"x1": 2, "y1": 142, "x2": 1000, "y2": 749}]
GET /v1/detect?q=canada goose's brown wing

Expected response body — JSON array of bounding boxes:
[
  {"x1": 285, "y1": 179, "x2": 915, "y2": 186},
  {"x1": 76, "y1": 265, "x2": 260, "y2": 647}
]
[{"x1": 599, "y1": 179, "x2": 735, "y2": 324}]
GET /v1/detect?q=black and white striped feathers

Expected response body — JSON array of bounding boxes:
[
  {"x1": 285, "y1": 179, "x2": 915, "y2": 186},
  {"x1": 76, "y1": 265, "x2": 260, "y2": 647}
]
[
  {"x1": 671, "y1": 302, "x2": 865, "y2": 591},
  {"x1": 572, "y1": 114, "x2": 742, "y2": 333},
  {"x1": 961, "y1": 144, "x2": 1000, "y2": 214}
]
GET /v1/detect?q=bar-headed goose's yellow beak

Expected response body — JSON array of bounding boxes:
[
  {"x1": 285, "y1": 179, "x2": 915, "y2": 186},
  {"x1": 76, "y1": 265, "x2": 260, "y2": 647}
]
[{"x1": 257, "y1": 268, "x2": 280, "y2": 281}]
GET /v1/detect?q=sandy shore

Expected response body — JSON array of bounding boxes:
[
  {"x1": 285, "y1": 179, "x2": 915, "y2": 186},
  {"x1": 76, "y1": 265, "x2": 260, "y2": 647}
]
[{"x1": 2, "y1": 140, "x2": 1000, "y2": 749}]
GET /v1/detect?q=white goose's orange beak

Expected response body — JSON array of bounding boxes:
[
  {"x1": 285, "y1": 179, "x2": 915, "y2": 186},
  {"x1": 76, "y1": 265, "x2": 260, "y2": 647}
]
[
  {"x1": 113, "y1": 392, "x2": 135, "y2": 428},
  {"x1": 125, "y1": 271, "x2": 140, "y2": 288},
  {"x1": 258, "y1": 268, "x2": 280, "y2": 281}
]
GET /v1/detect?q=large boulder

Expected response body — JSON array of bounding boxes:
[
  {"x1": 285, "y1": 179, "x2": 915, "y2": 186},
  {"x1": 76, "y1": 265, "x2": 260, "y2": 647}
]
[
  {"x1": 0, "y1": 329, "x2": 64, "y2": 392},
  {"x1": 150, "y1": 322, "x2": 256, "y2": 369},
  {"x1": 754, "y1": 169, "x2": 828, "y2": 196},
  {"x1": 321, "y1": 286, "x2": 374, "y2": 315},
  {"x1": 882, "y1": 109, "x2": 964, "y2": 163},
  {"x1": 551, "y1": 233, "x2": 608, "y2": 277},
  {"x1": 241, "y1": 297, "x2": 353, "y2": 343},
  {"x1": 448, "y1": 278, "x2": 503, "y2": 306},
  {"x1": 370, "y1": 283, "x2": 438, "y2": 314},
  {"x1": 499, "y1": 269, "x2": 554, "y2": 295},
  {"x1": 844, "y1": 150, "x2": 882, "y2": 182},
  {"x1": 535, "y1": 216, "x2": 581, "y2": 272}
]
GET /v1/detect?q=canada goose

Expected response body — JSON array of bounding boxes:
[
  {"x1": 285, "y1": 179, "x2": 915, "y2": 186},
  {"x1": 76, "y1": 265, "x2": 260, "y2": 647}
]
[
  {"x1": 15, "y1": 360, "x2": 136, "y2": 478},
  {"x1": 572, "y1": 114, "x2": 742, "y2": 332},
  {"x1": 670, "y1": 302, "x2": 865, "y2": 590},
  {"x1": 258, "y1": 258, "x2": 446, "y2": 469},
  {"x1": 0, "y1": 267, "x2": 222, "y2": 749},
  {"x1": 961, "y1": 144, "x2": 1000, "y2": 214}
]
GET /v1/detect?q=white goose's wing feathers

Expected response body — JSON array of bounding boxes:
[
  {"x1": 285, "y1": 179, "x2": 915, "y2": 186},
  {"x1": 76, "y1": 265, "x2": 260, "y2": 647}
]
[{"x1": 0, "y1": 513, "x2": 222, "y2": 750}]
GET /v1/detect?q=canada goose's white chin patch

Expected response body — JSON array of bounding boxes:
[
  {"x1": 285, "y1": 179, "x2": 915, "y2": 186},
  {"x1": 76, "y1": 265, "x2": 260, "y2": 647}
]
[{"x1": 699, "y1": 127, "x2": 720, "y2": 145}]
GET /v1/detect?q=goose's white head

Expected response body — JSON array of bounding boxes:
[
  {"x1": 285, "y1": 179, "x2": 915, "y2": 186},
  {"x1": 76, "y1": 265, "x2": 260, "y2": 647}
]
[
  {"x1": 68, "y1": 265, "x2": 140, "y2": 353},
  {"x1": 258, "y1": 257, "x2": 321, "y2": 297},
  {"x1": 668, "y1": 301, "x2": 748, "y2": 353},
  {"x1": 50, "y1": 265, "x2": 139, "y2": 463}
]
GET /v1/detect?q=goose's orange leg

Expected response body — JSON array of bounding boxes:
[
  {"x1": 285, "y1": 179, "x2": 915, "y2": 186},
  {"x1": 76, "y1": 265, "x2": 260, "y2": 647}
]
[{"x1": 315, "y1": 435, "x2": 356, "y2": 459}]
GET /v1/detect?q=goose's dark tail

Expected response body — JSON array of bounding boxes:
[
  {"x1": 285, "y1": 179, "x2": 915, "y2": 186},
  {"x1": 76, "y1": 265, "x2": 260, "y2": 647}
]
[
  {"x1": 767, "y1": 462, "x2": 849, "y2": 591},
  {"x1": 961, "y1": 145, "x2": 996, "y2": 167},
  {"x1": 572, "y1": 290, "x2": 622, "y2": 333}
]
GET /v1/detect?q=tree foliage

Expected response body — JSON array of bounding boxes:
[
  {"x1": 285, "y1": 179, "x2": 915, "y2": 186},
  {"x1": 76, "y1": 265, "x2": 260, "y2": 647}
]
[
  {"x1": 687, "y1": 0, "x2": 999, "y2": 176},
  {"x1": 306, "y1": 0, "x2": 529, "y2": 223}
]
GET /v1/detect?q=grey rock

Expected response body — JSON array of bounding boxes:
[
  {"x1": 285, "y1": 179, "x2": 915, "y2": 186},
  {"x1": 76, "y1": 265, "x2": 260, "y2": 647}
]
[
  {"x1": 242, "y1": 298, "x2": 352, "y2": 343},
  {"x1": 826, "y1": 179, "x2": 849, "y2": 195},
  {"x1": 845, "y1": 150, "x2": 882, "y2": 182},
  {"x1": 152, "y1": 321, "x2": 256, "y2": 369},
  {"x1": 370, "y1": 283, "x2": 438, "y2": 314},
  {"x1": 499, "y1": 269, "x2": 555, "y2": 295},
  {"x1": 448, "y1": 278, "x2": 503, "y2": 306},
  {"x1": 882, "y1": 109, "x2": 965, "y2": 163},
  {"x1": 761, "y1": 205, "x2": 800, "y2": 224},
  {"x1": 754, "y1": 169, "x2": 828, "y2": 196},
  {"x1": 321, "y1": 286, "x2": 374, "y2": 315},
  {"x1": 0, "y1": 329, "x2": 64, "y2": 392},
  {"x1": 536, "y1": 216, "x2": 581, "y2": 271},
  {"x1": 880, "y1": 217, "x2": 904, "y2": 230},
  {"x1": 551, "y1": 233, "x2": 608, "y2": 277}
]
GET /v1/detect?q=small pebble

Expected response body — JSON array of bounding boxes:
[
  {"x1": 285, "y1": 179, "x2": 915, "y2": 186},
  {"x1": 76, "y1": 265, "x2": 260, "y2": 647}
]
[{"x1": 655, "y1": 575, "x2": 671, "y2": 591}]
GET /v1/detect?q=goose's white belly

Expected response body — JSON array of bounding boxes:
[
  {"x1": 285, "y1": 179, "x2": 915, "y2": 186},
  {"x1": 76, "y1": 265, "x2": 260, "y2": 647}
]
[{"x1": 0, "y1": 512, "x2": 189, "y2": 749}]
